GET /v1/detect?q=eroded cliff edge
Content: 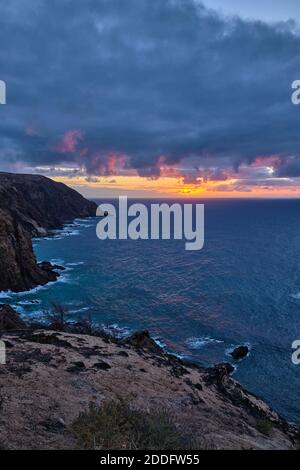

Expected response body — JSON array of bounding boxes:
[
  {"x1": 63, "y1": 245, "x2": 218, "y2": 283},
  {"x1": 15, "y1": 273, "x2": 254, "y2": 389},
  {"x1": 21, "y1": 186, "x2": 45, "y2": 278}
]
[
  {"x1": 0, "y1": 172, "x2": 97, "y2": 292},
  {"x1": 0, "y1": 325, "x2": 299, "y2": 450}
]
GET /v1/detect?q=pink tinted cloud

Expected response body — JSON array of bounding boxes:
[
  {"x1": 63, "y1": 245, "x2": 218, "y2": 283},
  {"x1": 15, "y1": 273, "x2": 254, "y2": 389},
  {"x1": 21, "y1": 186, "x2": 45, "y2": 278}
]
[
  {"x1": 250, "y1": 155, "x2": 282, "y2": 168},
  {"x1": 85, "y1": 152, "x2": 128, "y2": 176},
  {"x1": 55, "y1": 129, "x2": 84, "y2": 154}
]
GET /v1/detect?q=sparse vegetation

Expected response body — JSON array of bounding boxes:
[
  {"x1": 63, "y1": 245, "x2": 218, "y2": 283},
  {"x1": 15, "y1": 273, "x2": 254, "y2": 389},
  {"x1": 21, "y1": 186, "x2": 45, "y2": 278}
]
[
  {"x1": 72, "y1": 400, "x2": 202, "y2": 450},
  {"x1": 79, "y1": 313, "x2": 93, "y2": 335},
  {"x1": 256, "y1": 418, "x2": 274, "y2": 436}
]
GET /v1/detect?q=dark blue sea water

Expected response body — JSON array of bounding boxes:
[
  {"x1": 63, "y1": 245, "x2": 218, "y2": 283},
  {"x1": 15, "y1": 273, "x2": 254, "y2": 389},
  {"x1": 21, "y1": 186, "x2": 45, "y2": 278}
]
[{"x1": 2, "y1": 199, "x2": 300, "y2": 424}]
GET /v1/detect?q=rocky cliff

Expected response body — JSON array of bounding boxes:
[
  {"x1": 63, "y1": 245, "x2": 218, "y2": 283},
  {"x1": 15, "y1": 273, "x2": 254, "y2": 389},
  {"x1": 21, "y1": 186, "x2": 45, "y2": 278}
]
[
  {"x1": 0, "y1": 323, "x2": 299, "y2": 450},
  {"x1": 0, "y1": 172, "x2": 97, "y2": 292}
]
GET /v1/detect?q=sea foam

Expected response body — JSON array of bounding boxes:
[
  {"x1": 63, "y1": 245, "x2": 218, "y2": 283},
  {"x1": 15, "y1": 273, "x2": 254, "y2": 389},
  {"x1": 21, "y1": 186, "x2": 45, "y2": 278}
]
[{"x1": 185, "y1": 336, "x2": 224, "y2": 349}]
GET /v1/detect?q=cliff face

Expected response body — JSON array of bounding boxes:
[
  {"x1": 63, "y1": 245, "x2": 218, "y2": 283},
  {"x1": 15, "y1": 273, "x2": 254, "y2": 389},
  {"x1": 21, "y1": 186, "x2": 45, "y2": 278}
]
[{"x1": 0, "y1": 172, "x2": 97, "y2": 292}]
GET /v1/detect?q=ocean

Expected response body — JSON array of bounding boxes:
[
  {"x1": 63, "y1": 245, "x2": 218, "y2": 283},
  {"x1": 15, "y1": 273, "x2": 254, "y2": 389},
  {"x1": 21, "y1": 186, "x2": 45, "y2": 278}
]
[{"x1": 2, "y1": 199, "x2": 300, "y2": 424}]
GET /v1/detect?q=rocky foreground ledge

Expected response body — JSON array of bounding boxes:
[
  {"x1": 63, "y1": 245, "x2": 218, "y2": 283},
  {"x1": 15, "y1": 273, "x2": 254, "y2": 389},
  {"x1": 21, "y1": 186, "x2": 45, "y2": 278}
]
[
  {"x1": 0, "y1": 310, "x2": 299, "y2": 450},
  {"x1": 0, "y1": 172, "x2": 97, "y2": 292}
]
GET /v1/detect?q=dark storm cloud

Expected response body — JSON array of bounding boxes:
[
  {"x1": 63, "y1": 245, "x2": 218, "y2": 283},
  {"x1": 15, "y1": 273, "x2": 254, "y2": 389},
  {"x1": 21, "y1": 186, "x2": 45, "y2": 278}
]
[
  {"x1": 0, "y1": 0, "x2": 300, "y2": 178},
  {"x1": 277, "y1": 157, "x2": 300, "y2": 176}
]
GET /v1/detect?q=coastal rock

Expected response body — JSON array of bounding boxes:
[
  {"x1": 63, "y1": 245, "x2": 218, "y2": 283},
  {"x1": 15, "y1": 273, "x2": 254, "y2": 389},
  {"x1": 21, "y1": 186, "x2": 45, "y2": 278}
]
[
  {"x1": 0, "y1": 172, "x2": 97, "y2": 293},
  {"x1": 38, "y1": 261, "x2": 55, "y2": 271},
  {"x1": 38, "y1": 261, "x2": 65, "y2": 276},
  {"x1": 0, "y1": 304, "x2": 26, "y2": 331},
  {"x1": 51, "y1": 264, "x2": 65, "y2": 271},
  {"x1": 218, "y1": 362, "x2": 235, "y2": 375},
  {"x1": 230, "y1": 345, "x2": 249, "y2": 360},
  {"x1": 125, "y1": 330, "x2": 162, "y2": 353},
  {"x1": 205, "y1": 362, "x2": 235, "y2": 386}
]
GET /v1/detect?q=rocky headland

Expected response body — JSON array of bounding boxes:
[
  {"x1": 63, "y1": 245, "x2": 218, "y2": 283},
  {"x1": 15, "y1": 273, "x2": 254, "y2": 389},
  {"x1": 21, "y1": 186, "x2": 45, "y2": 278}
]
[
  {"x1": 0, "y1": 172, "x2": 96, "y2": 292},
  {"x1": 0, "y1": 309, "x2": 299, "y2": 450}
]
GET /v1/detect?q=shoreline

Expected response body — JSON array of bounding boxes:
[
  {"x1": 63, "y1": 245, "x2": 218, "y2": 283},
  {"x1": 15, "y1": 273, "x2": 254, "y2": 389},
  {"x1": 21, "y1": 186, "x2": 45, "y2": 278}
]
[
  {"x1": 0, "y1": 319, "x2": 299, "y2": 450},
  {"x1": 0, "y1": 174, "x2": 298, "y2": 444},
  {"x1": 2, "y1": 216, "x2": 295, "y2": 429},
  {"x1": 0, "y1": 172, "x2": 97, "y2": 293}
]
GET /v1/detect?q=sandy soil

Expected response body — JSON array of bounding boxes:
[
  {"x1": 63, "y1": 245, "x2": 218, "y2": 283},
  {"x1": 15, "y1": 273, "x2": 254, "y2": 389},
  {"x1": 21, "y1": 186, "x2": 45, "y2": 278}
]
[{"x1": 0, "y1": 329, "x2": 298, "y2": 450}]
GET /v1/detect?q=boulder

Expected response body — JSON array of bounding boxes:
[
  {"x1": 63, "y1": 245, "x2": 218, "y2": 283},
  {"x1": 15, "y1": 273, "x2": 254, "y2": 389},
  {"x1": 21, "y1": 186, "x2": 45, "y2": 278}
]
[
  {"x1": 219, "y1": 362, "x2": 235, "y2": 375},
  {"x1": 126, "y1": 330, "x2": 161, "y2": 353},
  {"x1": 52, "y1": 264, "x2": 65, "y2": 271},
  {"x1": 0, "y1": 304, "x2": 26, "y2": 331},
  {"x1": 205, "y1": 362, "x2": 235, "y2": 386},
  {"x1": 38, "y1": 261, "x2": 64, "y2": 272},
  {"x1": 230, "y1": 345, "x2": 249, "y2": 360}
]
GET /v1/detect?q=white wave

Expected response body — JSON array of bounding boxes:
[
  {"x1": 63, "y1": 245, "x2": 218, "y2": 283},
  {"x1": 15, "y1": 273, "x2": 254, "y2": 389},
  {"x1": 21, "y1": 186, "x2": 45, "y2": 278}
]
[
  {"x1": 69, "y1": 306, "x2": 90, "y2": 314},
  {"x1": 0, "y1": 272, "x2": 72, "y2": 301},
  {"x1": 153, "y1": 337, "x2": 190, "y2": 359},
  {"x1": 50, "y1": 258, "x2": 65, "y2": 265},
  {"x1": 40, "y1": 235, "x2": 65, "y2": 241},
  {"x1": 34, "y1": 217, "x2": 95, "y2": 240},
  {"x1": 56, "y1": 273, "x2": 73, "y2": 284},
  {"x1": 153, "y1": 337, "x2": 166, "y2": 349},
  {"x1": 0, "y1": 290, "x2": 13, "y2": 299},
  {"x1": 171, "y1": 351, "x2": 190, "y2": 361},
  {"x1": 74, "y1": 217, "x2": 95, "y2": 223},
  {"x1": 11, "y1": 304, "x2": 26, "y2": 315},
  {"x1": 102, "y1": 323, "x2": 132, "y2": 339},
  {"x1": 292, "y1": 292, "x2": 300, "y2": 300},
  {"x1": 43, "y1": 226, "x2": 80, "y2": 240},
  {"x1": 185, "y1": 336, "x2": 224, "y2": 350},
  {"x1": 16, "y1": 299, "x2": 41, "y2": 306},
  {"x1": 32, "y1": 218, "x2": 95, "y2": 246},
  {"x1": 55, "y1": 229, "x2": 80, "y2": 238},
  {"x1": 66, "y1": 261, "x2": 84, "y2": 267}
]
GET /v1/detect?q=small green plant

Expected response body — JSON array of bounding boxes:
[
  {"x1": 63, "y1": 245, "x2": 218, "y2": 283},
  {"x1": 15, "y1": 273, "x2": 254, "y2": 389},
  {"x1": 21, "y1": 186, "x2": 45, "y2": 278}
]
[
  {"x1": 72, "y1": 400, "x2": 202, "y2": 450},
  {"x1": 256, "y1": 418, "x2": 274, "y2": 436}
]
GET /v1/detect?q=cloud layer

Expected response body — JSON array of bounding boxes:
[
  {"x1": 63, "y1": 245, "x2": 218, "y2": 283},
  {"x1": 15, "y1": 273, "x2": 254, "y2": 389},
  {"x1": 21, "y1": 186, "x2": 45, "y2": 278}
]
[{"x1": 1, "y1": 0, "x2": 300, "y2": 190}]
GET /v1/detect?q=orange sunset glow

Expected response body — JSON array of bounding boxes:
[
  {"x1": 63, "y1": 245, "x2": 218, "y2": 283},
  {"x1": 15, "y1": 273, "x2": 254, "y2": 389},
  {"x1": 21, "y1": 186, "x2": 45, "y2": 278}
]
[{"x1": 51, "y1": 173, "x2": 300, "y2": 199}]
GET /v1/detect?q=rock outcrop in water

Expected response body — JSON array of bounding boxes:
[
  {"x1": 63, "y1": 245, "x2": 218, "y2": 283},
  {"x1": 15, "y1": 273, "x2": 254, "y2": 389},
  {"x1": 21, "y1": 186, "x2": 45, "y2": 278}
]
[
  {"x1": 0, "y1": 172, "x2": 97, "y2": 292},
  {"x1": 230, "y1": 345, "x2": 249, "y2": 360}
]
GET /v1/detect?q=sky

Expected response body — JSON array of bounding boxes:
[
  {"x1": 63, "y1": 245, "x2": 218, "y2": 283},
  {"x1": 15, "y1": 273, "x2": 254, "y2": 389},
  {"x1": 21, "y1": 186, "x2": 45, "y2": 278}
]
[
  {"x1": 1, "y1": 0, "x2": 300, "y2": 198},
  {"x1": 205, "y1": 0, "x2": 300, "y2": 24}
]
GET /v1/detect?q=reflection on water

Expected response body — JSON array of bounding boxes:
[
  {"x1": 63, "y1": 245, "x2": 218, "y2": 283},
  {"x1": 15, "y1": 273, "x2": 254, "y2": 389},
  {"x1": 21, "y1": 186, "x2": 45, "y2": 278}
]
[{"x1": 4, "y1": 199, "x2": 300, "y2": 423}]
